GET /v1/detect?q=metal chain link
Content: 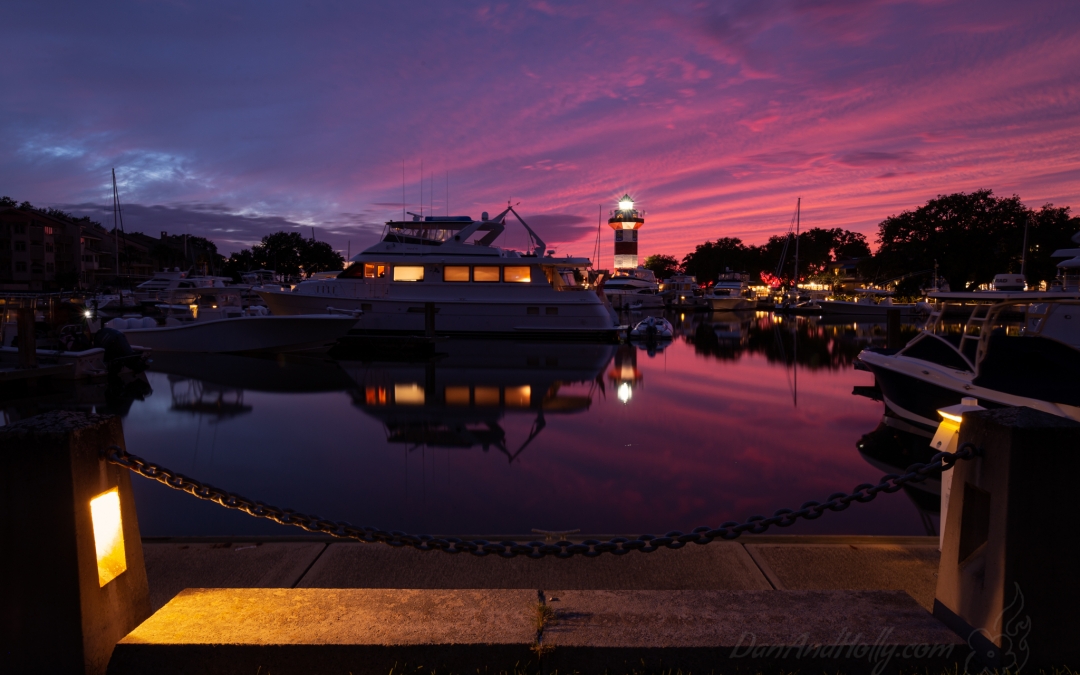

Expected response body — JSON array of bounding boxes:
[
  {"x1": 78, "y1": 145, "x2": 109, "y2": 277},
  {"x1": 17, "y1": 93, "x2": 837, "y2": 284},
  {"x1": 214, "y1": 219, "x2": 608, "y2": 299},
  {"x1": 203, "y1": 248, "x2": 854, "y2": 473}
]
[{"x1": 103, "y1": 442, "x2": 979, "y2": 558}]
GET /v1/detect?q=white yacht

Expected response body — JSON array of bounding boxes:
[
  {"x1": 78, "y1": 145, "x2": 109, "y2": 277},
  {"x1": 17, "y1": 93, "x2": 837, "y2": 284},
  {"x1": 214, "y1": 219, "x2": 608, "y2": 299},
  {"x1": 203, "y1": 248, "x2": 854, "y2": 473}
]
[
  {"x1": 134, "y1": 270, "x2": 229, "y2": 305},
  {"x1": 704, "y1": 270, "x2": 757, "y2": 311},
  {"x1": 660, "y1": 274, "x2": 704, "y2": 309},
  {"x1": 256, "y1": 207, "x2": 620, "y2": 339},
  {"x1": 603, "y1": 267, "x2": 665, "y2": 309}
]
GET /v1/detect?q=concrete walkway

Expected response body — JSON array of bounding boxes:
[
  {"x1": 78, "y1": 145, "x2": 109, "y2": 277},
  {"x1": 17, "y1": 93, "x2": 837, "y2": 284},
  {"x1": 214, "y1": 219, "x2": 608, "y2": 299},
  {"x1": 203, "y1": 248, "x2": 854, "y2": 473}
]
[{"x1": 143, "y1": 534, "x2": 940, "y2": 612}]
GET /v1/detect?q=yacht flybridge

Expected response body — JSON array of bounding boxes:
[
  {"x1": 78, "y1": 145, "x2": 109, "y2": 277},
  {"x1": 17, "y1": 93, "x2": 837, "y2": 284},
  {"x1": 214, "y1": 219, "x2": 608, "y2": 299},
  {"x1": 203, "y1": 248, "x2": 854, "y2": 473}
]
[{"x1": 257, "y1": 206, "x2": 620, "y2": 339}]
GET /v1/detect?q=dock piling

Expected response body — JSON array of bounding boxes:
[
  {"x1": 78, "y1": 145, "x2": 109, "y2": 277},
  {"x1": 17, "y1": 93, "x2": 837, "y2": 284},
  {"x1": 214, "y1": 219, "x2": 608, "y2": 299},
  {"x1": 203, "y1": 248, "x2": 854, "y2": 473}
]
[
  {"x1": 934, "y1": 406, "x2": 1080, "y2": 668},
  {"x1": 17, "y1": 306, "x2": 37, "y2": 369},
  {"x1": 886, "y1": 307, "x2": 902, "y2": 349},
  {"x1": 0, "y1": 411, "x2": 151, "y2": 675},
  {"x1": 424, "y1": 301, "x2": 435, "y2": 338}
]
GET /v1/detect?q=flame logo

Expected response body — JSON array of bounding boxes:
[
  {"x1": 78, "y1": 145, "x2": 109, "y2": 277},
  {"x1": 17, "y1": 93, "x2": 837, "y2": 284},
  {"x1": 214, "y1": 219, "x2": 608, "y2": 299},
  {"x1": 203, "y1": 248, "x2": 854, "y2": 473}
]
[{"x1": 964, "y1": 583, "x2": 1031, "y2": 673}]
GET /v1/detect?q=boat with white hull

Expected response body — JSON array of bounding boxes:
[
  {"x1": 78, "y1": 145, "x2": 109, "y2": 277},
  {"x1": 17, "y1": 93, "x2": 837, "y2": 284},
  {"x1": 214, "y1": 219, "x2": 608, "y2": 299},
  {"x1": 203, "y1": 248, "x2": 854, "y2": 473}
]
[
  {"x1": 857, "y1": 292, "x2": 1080, "y2": 430},
  {"x1": 818, "y1": 289, "x2": 918, "y2": 318},
  {"x1": 604, "y1": 267, "x2": 665, "y2": 309},
  {"x1": 704, "y1": 270, "x2": 757, "y2": 311},
  {"x1": 113, "y1": 287, "x2": 358, "y2": 353},
  {"x1": 257, "y1": 206, "x2": 620, "y2": 339},
  {"x1": 120, "y1": 314, "x2": 358, "y2": 353}
]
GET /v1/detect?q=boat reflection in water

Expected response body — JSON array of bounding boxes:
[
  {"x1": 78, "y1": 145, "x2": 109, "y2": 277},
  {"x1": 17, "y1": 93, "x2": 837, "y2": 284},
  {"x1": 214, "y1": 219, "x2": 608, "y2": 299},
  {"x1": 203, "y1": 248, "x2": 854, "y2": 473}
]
[
  {"x1": 342, "y1": 341, "x2": 615, "y2": 461},
  {"x1": 854, "y1": 406, "x2": 941, "y2": 536},
  {"x1": 683, "y1": 312, "x2": 919, "y2": 370},
  {"x1": 0, "y1": 372, "x2": 151, "y2": 425},
  {"x1": 149, "y1": 352, "x2": 357, "y2": 421}
]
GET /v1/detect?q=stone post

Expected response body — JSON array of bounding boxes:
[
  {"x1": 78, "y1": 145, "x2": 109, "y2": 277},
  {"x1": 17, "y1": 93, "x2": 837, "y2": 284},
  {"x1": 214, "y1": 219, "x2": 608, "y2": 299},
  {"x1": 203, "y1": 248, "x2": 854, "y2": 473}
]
[
  {"x1": 0, "y1": 411, "x2": 150, "y2": 674},
  {"x1": 934, "y1": 406, "x2": 1080, "y2": 668}
]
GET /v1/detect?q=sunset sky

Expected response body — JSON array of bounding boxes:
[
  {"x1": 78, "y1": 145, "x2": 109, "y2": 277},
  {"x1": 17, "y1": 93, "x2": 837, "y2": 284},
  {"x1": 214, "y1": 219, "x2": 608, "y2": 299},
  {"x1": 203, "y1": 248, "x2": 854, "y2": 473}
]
[{"x1": 3, "y1": 1, "x2": 1079, "y2": 263}]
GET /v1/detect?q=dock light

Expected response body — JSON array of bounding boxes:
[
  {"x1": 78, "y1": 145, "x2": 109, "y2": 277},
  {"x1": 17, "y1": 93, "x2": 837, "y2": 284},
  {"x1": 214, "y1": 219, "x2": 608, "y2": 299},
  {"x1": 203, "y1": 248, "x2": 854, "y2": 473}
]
[
  {"x1": 933, "y1": 397, "x2": 985, "y2": 550},
  {"x1": 617, "y1": 381, "x2": 632, "y2": 404},
  {"x1": 83, "y1": 309, "x2": 93, "y2": 319},
  {"x1": 90, "y1": 487, "x2": 127, "y2": 586},
  {"x1": 618, "y1": 197, "x2": 634, "y2": 211}
]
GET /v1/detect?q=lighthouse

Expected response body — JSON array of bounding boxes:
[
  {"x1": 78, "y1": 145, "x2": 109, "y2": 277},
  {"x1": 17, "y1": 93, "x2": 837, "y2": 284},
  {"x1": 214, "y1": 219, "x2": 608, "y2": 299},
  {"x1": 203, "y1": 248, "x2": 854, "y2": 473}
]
[{"x1": 608, "y1": 194, "x2": 644, "y2": 270}]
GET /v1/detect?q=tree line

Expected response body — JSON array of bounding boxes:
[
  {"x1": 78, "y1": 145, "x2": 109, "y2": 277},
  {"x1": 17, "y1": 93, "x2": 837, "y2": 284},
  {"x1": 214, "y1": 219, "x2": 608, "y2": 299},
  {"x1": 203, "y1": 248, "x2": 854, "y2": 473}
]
[{"x1": 643, "y1": 190, "x2": 1079, "y2": 292}]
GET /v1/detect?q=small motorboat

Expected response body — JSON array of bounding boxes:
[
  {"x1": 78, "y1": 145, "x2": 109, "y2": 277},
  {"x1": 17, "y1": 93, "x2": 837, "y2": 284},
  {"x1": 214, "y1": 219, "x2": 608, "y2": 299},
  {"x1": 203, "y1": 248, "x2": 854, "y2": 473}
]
[
  {"x1": 109, "y1": 288, "x2": 359, "y2": 353},
  {"x1": 629, "y1": 315, "x2": 674, "y2": 341}
]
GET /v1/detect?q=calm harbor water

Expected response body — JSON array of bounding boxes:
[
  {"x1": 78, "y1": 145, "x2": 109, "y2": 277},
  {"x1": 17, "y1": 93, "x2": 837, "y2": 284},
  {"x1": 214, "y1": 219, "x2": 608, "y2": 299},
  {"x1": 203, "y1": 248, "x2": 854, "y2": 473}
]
[{"x1": 3, "y1": 311, "x2": 938, "y2": 538}]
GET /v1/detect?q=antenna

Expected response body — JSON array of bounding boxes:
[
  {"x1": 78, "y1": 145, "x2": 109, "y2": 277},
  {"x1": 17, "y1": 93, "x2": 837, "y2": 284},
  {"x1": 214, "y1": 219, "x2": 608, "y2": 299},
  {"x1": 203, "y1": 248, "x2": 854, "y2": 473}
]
[
  {"x1": 401, "y1": 159, "x2": 406, "y2": 222},
  {"x1": 420, "y1": 159, "x2": 423, "y2": 219},
  {"x1": 445, "y1": 170, "x2": 449, "y2": 217},
  {"x1": 1021, "y1": 212, "x2": 1032, "y2": 277}
]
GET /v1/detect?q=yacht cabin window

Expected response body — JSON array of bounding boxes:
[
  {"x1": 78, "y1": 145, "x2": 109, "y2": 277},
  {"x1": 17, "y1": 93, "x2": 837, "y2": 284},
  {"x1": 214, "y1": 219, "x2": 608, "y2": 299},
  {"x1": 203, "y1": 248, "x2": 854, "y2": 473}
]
[
  {"x1": 392, "y1": 265, "x2": 425, "y2": 282},
  {"x1": 504, "y1": 266, "x2": 531, "y2": 283},
  {"x1": 444, "y1": 266, "x2": 470, "y2": 282},
  {"x1": 364, "y1": 264, "x2": 387, "y2": 279},
  {"x1": 473, "y1": 266, "x2": 500, "y2": 282}
]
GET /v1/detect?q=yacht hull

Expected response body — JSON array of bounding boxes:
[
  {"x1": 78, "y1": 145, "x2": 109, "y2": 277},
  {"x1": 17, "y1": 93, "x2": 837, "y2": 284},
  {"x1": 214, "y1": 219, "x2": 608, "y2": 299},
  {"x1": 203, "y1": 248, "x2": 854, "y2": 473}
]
[
  {"x1": 121, "y1": 315, "x2": 358, "y2": 353},
  {"x1": 256, "y1": 289, "x2": 620, "y2": 340},
  {"x1": 859, "y1": 350, "x2": 1080, "y2": 430}
]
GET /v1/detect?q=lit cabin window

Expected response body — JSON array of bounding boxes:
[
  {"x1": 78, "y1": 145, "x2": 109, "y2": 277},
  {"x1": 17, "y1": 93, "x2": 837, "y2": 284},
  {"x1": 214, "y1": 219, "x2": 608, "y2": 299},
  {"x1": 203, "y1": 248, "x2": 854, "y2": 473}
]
[
  {"x1": 393, "y1": 265, "x2": 425, "y2": 282},
  {"x1": 394, "y1": 383, "x2": 424, "y2": 404},
  {"x1": 505, "y1": 385, "x2": 531, "y2": 408},
  {"x1": 364, "y1": 264, "x2": 387, "y2": 278},
  {"x1": 504, "y1": 266, "x2": 531, "y2": 283},
  {"x1": 474, "y1": 386, "x2": 500, "y2": 405},
  {"x1": 473, "y1": 266, "x2": 500, "y2": 282},
  {"x1": 444, "y1": 266, "x2": 470, "y2": 282},
  {"x1": 445, "y1": 386, "x2": 470, "y2": 405}
]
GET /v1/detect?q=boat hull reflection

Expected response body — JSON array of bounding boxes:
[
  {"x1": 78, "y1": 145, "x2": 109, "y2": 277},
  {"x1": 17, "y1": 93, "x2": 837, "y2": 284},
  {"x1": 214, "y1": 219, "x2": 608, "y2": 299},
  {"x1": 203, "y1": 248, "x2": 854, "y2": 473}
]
[{"x1": 341, "y1": 341, "x2": 615, "y2": 461}]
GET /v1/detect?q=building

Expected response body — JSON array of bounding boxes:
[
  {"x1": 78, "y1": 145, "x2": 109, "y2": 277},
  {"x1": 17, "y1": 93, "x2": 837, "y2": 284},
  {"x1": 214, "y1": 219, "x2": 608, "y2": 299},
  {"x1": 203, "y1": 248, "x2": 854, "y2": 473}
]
[
  {"x1": 0, "y1": 207, "x2": 90, "y2": 291},
  {"x1": 608, "y1": 195, "x2": 644, "y2": 270}
]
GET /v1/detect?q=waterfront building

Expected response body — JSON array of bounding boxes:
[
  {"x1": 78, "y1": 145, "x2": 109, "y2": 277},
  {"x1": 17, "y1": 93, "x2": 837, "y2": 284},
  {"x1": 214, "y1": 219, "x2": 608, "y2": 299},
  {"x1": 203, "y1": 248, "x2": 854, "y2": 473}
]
[{"x1": 608, "y1": 195, "x2": 644, "y2": 271}]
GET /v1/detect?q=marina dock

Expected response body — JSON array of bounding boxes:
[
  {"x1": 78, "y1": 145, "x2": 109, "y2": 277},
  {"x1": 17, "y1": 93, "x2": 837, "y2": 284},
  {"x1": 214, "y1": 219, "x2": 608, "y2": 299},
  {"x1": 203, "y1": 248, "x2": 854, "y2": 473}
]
[{"x1": 142, "y1": 534, "x2": 941, "y2": 612}]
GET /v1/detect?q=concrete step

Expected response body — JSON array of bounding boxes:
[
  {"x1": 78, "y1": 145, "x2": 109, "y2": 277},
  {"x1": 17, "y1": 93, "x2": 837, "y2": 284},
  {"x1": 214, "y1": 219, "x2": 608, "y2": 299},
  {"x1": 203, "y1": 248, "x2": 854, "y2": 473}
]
[{"x1": 108, "y1": 588, "x2": 967, "y2": 674}]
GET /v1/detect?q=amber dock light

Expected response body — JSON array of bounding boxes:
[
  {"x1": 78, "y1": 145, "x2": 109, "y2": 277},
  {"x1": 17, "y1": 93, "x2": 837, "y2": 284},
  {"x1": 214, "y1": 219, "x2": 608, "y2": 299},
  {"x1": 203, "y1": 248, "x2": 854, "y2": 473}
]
[
  {"x1": 90, "y1": 487, "x2": 127, "y2": 586},
  {"x1": 932, "y1": 397, "x2": 985, "y2": 549}
]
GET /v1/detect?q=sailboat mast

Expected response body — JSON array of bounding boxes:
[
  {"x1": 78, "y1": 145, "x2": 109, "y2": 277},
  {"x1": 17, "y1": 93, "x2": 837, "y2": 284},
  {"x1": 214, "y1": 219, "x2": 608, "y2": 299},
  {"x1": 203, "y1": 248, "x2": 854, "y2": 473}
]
[
  {"x1": 112, "y1": 169, "x2": 119, "y2": 276},
  {"x1": 1021, "y1": 213, "x2": 1031, "y2": 278},
  {"x1": 792, "y1": 197, "x2": 801, "y2": 296}
]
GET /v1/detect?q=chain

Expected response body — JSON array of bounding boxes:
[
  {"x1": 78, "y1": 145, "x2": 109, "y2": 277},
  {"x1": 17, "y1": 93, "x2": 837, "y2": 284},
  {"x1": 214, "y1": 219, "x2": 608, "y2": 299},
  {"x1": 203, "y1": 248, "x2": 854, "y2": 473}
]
[{"x1": 103, "y1": 443, "x2": 979, "y2": 558}]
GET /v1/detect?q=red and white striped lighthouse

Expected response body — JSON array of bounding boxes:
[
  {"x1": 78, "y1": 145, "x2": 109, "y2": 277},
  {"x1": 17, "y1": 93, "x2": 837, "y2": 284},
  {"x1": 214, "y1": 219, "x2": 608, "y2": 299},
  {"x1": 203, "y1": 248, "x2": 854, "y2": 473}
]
[{"x1": 608, "y1": 194, "x2": 644, "y2": 270}]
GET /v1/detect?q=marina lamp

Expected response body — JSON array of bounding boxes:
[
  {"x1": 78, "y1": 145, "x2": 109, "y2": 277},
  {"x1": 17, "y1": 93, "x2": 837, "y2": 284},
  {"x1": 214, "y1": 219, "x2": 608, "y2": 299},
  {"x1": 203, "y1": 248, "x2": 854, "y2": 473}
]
[
  {"x1": 931, "y1": 397, "x2": 985, "y2": 454},
  {"x1": 90, "y1": 487, "x2": 127, "y2": 586},
  {"x1": 932, "y1": 397, "x2": 985, "y2": 550}
]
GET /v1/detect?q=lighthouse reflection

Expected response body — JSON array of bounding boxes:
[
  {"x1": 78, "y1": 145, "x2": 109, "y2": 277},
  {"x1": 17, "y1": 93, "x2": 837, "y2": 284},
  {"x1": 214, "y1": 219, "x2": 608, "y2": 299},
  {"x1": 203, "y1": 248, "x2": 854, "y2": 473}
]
[{"x1": 342, "y1": 341, "x2": 615, "y2": 461}]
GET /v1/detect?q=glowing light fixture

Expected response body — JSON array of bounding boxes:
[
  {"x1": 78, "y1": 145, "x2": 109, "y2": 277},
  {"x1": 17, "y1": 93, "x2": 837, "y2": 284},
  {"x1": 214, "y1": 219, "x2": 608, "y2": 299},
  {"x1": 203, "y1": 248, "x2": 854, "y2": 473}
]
[
  {"x1": 90, "y1": 487, "x2": 126, "y2": 587},
  {"x1": 618, "y1": 197, "x2": 634, "y2": 211},
  {"x1": 931, "y1": 397, "x2": 984, "y2": 451},
  {"x1": 932, "y1": 397, "x2": 985, "y2": 550},
  {"x1": 83, "y1": 310, "x2": 93, "y2": 319},
  {"x1": 617, "y1": 382, "x2": 632, "y2": 404}
]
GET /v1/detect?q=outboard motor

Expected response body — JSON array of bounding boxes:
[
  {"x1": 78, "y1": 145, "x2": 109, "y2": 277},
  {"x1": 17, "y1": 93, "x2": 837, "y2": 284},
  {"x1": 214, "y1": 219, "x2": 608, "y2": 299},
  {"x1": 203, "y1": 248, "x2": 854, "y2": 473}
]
[{"x1": 93, "y1": 327, "x2": 147, "y2": 376}]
